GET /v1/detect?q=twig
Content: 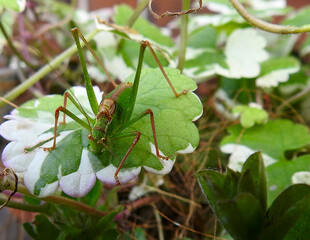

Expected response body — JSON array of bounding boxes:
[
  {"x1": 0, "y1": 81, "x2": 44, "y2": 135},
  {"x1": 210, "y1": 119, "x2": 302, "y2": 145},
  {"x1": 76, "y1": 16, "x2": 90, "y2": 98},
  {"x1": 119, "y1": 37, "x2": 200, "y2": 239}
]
[
  {"x1": 152, "y1": 203, "x2": 164, "y2": 240},
  {"x1": 0, "y1": 97, "x2": 19, "y2": 109},
  {"x1": 143, "y1": 184, "x2": 201, "y2": 207},
  {"x1": 154, "y1": 208, "x2": 227, "y2": 240},
  {"x1": 229, "y1": 0, "x2": 310, "y2": 34},
  {"x1": 149, "y1": 0, "x2": 202, "y2": 19}
]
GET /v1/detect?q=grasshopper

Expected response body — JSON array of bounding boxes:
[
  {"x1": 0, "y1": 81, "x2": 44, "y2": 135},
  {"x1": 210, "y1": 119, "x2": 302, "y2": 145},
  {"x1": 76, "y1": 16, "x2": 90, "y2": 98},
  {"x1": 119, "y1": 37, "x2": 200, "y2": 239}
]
[{"x1": 44, "y1": 28, "x2": 188, "y2": 185}]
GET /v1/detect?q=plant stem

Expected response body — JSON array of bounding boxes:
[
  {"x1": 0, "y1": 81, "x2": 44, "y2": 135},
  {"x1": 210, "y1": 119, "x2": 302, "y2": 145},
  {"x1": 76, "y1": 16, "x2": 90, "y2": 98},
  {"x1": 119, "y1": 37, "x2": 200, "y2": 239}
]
[
  {"x1": 127, "y1": 0, "x2": 150, "y2": 27},
  {"x1": 229, "y1": 0, "x2": 310, "y2": 34},
  {"x1": 0, "y1": 195, "x2": 47, "y2": 212},
  {"x1": 177, "y1": 0, "x2": 190, "y2": 72},
  {"x1": 3, "y1": 181, "x2": 106, "y2": 217},
  {"x1": 0, "y1": 29, "x2": 99, "y2": 109}
]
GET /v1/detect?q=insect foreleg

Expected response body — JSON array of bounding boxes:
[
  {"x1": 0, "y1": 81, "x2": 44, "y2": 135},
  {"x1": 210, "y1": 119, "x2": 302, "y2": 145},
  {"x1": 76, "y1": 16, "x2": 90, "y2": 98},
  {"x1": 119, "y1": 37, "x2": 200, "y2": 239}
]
[{"x1": 44, "y1": 106, "x2": 91, "y2": 151}]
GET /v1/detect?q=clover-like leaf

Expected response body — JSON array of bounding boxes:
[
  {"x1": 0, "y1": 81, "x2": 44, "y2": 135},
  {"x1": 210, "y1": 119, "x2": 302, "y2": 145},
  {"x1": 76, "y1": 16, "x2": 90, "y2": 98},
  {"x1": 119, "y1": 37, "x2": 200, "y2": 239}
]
[
  {"x1": 0, "y1": 68, "x2": 202, "y2": 197},
  {"x1": 232, "y1": 103, "x2": 268, "y2": 128},
  {"x1": 256, "y1": 57, "x2": 300, "y2": 87},
  {"x1": 224, "y1": 28, "x2": 269, "y2": 78},
  {"x1": 184, "y1": 28, "x2": 269, "y2": 80}
]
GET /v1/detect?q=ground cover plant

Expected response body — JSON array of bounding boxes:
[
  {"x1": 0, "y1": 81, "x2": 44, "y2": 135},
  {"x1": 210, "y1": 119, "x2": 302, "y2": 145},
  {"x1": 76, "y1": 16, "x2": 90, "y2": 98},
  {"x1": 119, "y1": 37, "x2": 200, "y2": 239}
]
[{"x1": 0, "y1": 0, "x2": 310, "y2": 239}]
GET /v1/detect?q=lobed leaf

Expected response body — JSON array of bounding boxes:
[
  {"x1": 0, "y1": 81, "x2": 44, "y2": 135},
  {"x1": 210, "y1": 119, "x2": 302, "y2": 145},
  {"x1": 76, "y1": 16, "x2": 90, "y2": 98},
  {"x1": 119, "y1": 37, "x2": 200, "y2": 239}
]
[
  {"x1": 256, "y1": 57, "x2": 300, "y2": 87},
  {"x1": 0, "y1": 68, "x2": 202, "y2": 197},
  {"x1": 232, "y1": 103, "x2": 268, "y2": 128}
]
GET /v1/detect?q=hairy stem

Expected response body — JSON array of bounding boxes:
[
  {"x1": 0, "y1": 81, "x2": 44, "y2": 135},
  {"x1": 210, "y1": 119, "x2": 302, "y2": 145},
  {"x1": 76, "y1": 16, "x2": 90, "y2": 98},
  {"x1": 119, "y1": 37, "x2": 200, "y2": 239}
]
[
  {"x1": 229, "y1": 0, "x2": 310, "y2": 34},
  {"x1": 0, "y1": 29, "x2": 99, "y2": 108},
  {"x1": 177, "y1": 0, "x2": 190, "y2": 72}
]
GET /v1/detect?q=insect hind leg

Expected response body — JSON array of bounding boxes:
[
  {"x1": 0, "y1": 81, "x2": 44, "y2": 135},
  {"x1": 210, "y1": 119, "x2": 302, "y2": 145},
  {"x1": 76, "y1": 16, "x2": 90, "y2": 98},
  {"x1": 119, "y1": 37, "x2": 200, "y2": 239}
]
[{"x1": 141, "y1": 40, "x2": 189, "y2": 97}]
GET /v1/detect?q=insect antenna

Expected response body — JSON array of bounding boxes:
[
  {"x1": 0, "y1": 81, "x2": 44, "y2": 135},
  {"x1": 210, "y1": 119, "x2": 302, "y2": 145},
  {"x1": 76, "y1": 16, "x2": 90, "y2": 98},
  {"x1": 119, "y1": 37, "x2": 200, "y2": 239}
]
[{"x1": 75, "y1": 29, "x2": 118, "y2": 88}]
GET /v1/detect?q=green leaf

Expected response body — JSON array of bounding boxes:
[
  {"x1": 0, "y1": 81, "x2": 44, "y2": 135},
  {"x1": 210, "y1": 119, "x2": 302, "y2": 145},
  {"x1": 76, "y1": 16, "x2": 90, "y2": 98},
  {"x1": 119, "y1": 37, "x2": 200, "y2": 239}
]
[
  {"x1": 260, "y1": 184, "x2": 310, "y2": 240},
  {"x1": 221, "y1": 119, "x2": 310, "y2": 161},
  {"x1": 1, "y1": 68, "x2": 202, "y2": 197},
  {"x1": 217, "y1": 193, "x2": 264, "y2": 240},
  {"x1": 93, "y1": 207, "x2": 122, "y2": 238},
  {"x1": 184, "y1": 49, "x2": 229, "y2": 81},
  {"x1": 197, "y1": 152, "x2": 267, "y2": 240},
  {"x1": 282, "y1": 6, "x2": 310, "y2": 27},
  {"x1": 232, "y1": 104, "x2": 268, "y2": 128},
  {"x1": 82, "y1": 180, "x2": 103, "y2": 206},
  {"x1": 224, "y1": 28, "x2": 268, "y2": 78},
  {"x1": 23, "y1": 222, "x2": 39, "y2": 240},
  {"x1": 239, "y1": 152, "x2": 267, "y2": 210},
  {"x1": 266, "y1": 155, "x2": 310, "y2": 205},
  {"x1": 187, "y1": 26, "x2": 217, "y2": 49},
  {"x1": 197, "y1": 170, "x2": 228, "y2": 205},
  {"x1": 256, "y1": 57, "x2": 300, "y2": 87},
  {"x1": 284, "y1": 207, "x2": 310, "y2": 240},
  {"x1": 184, "y1": 28, "x2": 269, "y2": 80},
  {"x1": 24, "y1": 195, "x2": 41, "y2": 205},
  {"x1": 33, "y1": 215, "x2": 61, "y2": 240}
]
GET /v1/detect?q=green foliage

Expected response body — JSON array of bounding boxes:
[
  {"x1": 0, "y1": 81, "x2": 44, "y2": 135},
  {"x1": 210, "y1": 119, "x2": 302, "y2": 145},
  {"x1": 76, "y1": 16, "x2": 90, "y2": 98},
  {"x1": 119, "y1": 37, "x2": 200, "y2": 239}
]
[
  {"x1": 23, "y1": 206, "x2": 122, "y2": 240},
  {"x1": 266, "y1": 155, "x2": 310, "y2": 205},
  {"x1": 221, "y1": 119, "x2": 310, "y2": 160},
  {"x1": 197, "y1": 152, "x2": 310, "y2": 240},
  {"x1": 232, "y1": 104, "x2": 268, "y2": 128},
  {"x1": 6, "y1": 66, "x2": 202, "y2": 197}
]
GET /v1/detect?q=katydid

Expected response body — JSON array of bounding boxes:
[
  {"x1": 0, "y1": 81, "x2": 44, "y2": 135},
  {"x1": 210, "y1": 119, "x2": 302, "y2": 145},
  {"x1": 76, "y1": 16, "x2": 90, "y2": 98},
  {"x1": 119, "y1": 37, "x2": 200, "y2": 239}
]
[{"x1": 44, "y1": 27, "x2": 188, "y2": 185}]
